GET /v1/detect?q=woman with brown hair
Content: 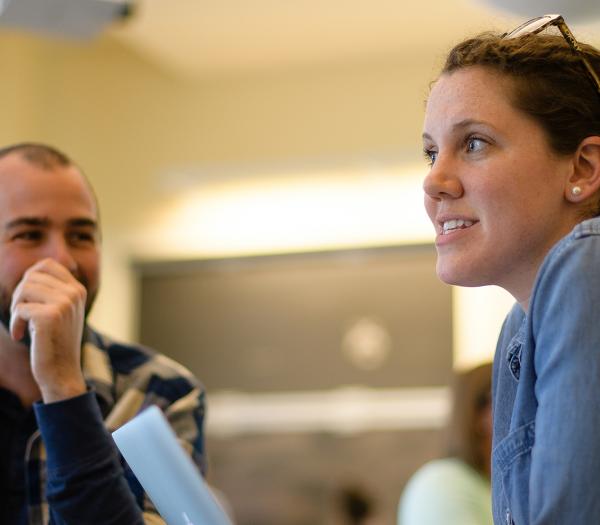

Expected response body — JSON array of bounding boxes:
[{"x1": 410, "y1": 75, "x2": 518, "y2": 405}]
[
  {"x1": 398, "y1": 363, "x2": 493, "y2": 525},
  {"x1": 422, "y1": 14, "x2": 600, "y2": 524}
]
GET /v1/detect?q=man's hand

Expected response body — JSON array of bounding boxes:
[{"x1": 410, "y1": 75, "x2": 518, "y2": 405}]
[{"x1": 10, "y1": 258, "x2": 87, "y2": 403}]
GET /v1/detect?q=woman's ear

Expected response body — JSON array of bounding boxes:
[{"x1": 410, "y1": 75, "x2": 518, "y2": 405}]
[{"x1": 565, "y1": 136, "x2": 600, "y2": 203}]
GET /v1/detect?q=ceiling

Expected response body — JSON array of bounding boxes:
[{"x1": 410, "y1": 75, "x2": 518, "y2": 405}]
[
  {"x1": 1, "y1": 0, "x2": 599, "y2": 77},
  {"x1": 107, "y1": 0, "x2": 600, "y2": 77}
]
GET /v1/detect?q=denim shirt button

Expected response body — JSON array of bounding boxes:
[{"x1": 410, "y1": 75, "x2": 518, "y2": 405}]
[
  {"x1": 506, "y1": 343, "x2": 522, "y2": 381},
  {"x1": 506, "y1": 509, "x2": 513, "y2": 525}
]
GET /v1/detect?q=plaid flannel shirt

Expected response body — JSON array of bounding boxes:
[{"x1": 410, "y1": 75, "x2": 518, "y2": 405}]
[{"x1": 24, "y1": 326, "x2": 206, "y2": 524}]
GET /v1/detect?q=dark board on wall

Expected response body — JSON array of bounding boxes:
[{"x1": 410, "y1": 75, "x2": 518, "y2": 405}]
[
  {"x1": 137, "y1": 243, "x2": 452, "y2": 392},
  {"x1": 137, "y1": 244, "x2": 454, "y2": 524}
]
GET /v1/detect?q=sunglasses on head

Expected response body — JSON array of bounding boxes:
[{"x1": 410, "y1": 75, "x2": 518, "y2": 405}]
[{"x1": 503, "y1": 14, "x2": 600, "y2": 96}]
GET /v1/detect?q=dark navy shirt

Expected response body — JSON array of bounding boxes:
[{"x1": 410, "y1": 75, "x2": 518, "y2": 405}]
[
  {"x1": 1, "y1": 326, "x2": 205, "y2": 525},
  {"x1": 1, "y1": 388, "x2": 144, "y2": 525},
  {"x1": 1, "y1": 388, "x2": 34, "y2": 525}
]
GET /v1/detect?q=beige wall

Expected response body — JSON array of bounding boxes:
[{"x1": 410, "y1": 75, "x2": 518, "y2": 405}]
[{"x1": 2, "y1": 31, "x2": 431, "y2": 225}]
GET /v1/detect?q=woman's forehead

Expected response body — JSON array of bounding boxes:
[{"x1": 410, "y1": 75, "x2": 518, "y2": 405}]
[{"x1": 424, "y1": 67, "x2": 516, "y2": 133}]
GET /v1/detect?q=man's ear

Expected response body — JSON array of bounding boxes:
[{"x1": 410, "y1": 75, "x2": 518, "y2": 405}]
[{"x1": 565, "y1": 136, "x2": 600, "y2": 203}]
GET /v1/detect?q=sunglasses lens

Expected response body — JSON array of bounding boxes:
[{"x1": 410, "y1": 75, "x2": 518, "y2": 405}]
[{"x1": 504, "y1": 15, "x2": 556, "y2": 39}]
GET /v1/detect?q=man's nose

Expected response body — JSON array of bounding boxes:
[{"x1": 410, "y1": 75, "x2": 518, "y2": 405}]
[
  {"x1": 44, "y1": 235, "x2": 77, "y2": 273},
  {"x1": 422, "y1": 154, "x2": 464, "y2": 200}
]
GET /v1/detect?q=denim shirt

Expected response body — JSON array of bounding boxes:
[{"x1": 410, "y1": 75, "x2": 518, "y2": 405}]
[{"x1": 492, "y1": 217, "x2": 600, "y2": 524}]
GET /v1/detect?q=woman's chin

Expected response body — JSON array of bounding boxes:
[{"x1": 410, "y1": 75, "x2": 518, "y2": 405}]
[{"x1": 436, "y1": 264, "x2": 488, "y2": 288}]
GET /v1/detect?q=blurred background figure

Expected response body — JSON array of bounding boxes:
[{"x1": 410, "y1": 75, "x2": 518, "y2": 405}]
[
  {"x1": 397, "y1": 363, "x2": 493, "y2": 525},
  {"x1": 334, "y1": 484, "x2": 382, "y2": 525}
]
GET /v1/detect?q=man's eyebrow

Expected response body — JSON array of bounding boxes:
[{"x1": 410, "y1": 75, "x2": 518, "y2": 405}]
[
  {"x1": 67, "y1": 218, "x2": 98, "y2": 229},
  {"x1": 5, "y1": 217, "x2": 98, "y2": 229},
  {"x1": 5, "y1": 217, "x2": 50, "y2": 229}
]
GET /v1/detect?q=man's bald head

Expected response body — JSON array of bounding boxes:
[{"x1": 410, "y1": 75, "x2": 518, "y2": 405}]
[
  {"x1": 0, "y1": 143, "x2": 99, "y2": 219},
  {"x1": 0, "y1": 143, "x2": 72, "y2": 169}
]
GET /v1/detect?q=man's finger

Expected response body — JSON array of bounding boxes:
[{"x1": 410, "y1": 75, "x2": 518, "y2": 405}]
[
  {"x1": 9, "y1": 303, "x2": 31, "y2": 342},
  {"x1": 24, "y1": 257, "x2": 78, "y2": 284},
  {"x1": 12, "y1": 270, "x2": 87, "y2": 315}
]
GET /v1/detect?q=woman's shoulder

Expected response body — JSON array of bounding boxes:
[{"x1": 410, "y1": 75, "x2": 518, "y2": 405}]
[
  {"x1": 573, "y1": 216, "x2": 600, "y2": 238},
  {"x1": 549, "y1": 216, "x2": 600, "y2": 261},
  {"x1": 532, "y1": 216, "x2": 600, "y2": 300}
]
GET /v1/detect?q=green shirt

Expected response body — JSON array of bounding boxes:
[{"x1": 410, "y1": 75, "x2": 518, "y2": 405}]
[{"x1": 398, "y1": 458, "x2": 493, "y2": 525}]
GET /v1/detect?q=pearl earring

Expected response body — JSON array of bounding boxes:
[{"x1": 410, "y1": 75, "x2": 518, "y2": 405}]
[{"x1": 572, "y1": 186, "x2": 582, "y2": 196}]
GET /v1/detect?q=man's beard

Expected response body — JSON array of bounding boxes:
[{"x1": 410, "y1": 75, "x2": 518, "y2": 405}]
[
  {"x1": 0, "y1": 277, "x2": 97, "y2": 348},
  {"x1": 0, "y1": 287, "x2": 18, "y2": 343}
]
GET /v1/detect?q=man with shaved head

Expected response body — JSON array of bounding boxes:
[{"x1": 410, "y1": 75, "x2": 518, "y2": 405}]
[{"x1": 0, "y1": 143, "x2": 205, "y2": 524}]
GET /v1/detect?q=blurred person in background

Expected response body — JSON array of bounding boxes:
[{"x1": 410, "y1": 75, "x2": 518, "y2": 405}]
[
  {"x1": 335, "y1": 484, "x2": 382, "y2": 525},
  {"x1": 0, "y1": 143, "x2": 205, "y2": 524},
  {"x1": 398, "y1": 363, "x2": 493, "y2": 525}
]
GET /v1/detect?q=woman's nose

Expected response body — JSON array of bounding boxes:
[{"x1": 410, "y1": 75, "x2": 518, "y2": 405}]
[{"x1": 422, "y1": 155, "x2": 464, "y2": 200}]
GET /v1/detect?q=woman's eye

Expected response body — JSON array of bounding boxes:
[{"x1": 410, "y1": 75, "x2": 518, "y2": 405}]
[
  {"x1": 423, "y1": 149, "x2": 438, "y2": 166},
  {"x1": 466, "y1": 137, "x2": 486, "y2": 153}
]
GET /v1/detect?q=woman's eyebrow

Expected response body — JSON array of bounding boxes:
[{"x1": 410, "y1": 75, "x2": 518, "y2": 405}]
[
  {"x1": 422, "y1": 119, "x2": 496, "y2": 142},
  {"x1": 452, "y1": 118, "x2": 496, "y2": 132}
]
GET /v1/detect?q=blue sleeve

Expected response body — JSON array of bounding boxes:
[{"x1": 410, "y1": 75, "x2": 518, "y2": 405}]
[
  {"x1": 529, "y1": 234, "x2": 600, "y2": 523},
  {"x1": 34, "y1": 391, "x2": 146, "y2": 525}
]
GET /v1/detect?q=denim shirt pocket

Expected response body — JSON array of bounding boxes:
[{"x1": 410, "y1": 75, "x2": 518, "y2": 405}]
[{"x1": 493, "y1": 420, "x2": 535, "y2": 525}]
